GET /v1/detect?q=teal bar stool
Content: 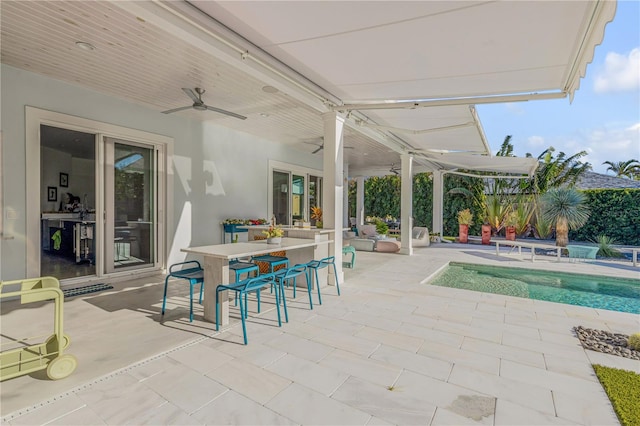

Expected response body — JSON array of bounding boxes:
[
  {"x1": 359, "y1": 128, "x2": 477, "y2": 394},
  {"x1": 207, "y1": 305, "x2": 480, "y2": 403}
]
[
  {"x1": 230, "y1": 259, "x2": 261, "y2": 311},
  {"x1": 274, "y1": 264, "x2": 310, "y2": 315},
  {"x1": 162, "y1": 261, "x2": 204, "y2": 322},
  {"x1": 306, "y1": 256, "x2": 341, "y2": 305},
  {"x1": 215, "y1": 273, "x2": 285, "y2": 345}
]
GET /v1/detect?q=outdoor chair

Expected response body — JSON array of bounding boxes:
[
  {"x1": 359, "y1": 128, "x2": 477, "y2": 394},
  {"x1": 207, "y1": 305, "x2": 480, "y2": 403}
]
[
  {"x1": 230, "y1": 259, "x2": 261, "y2": 310},
  {"x1": 275, "y1": 264, "x2": 311, "y2": 312},
  {"x1": 342, "y1": 245, "x2": 356, "y2": 268},
  {"x1": 215, "y1": 273, "x2": 285, "y2": 345},
  {"x1": 162, "y1": 260, "x2": 204, "y2": 322},
  {"x1": 305, "y1": 256, "x2": 341, "y2": 305}
]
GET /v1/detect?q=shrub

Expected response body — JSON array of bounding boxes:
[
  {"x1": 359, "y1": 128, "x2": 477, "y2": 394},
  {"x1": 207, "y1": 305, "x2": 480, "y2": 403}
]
[
  {"x1": 375, "y1": 219, "x2": 389, "y2": 235},
  {"x1": 457, "y1": 209, "x2": 473, "y2": 225},
  {"x1": 592, "y1": 235, "x2": 624, "y2": 258},
  {"x1": 592, "y1": 364, "x2": 640, "y2": 426},
  {"x1": 628, "y1": 333, "x2": 640, "y2": 351}
]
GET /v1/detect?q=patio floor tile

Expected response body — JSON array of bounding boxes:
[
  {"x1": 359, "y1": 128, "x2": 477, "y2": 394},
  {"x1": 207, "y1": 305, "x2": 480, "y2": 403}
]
[
  {"x1": 193, "y1": 390, "x2": 295, "y2": 425},
  {"x1": 331, "y1": 375, "x2": 436, "y2": 425},
  {"x1": 430, "y1": 406, "x2": 494, "y2": 425},
  {"x1": 417, "y1": 340, "x2": 500, "y2": 375},
  {"x1": 317, "y1": 349, "x2": 402, "y2": 388},
  {"x1": 494, "y1": 399, "x2": 579, "y2": 425},
  {"x1": 552, "y1": 389, "x2": 619, "y2": 425},
  {"x1": 265, "y1": 353, "x2": 349, "y2": 396},
  {"x1": 266, "y1": 383, "x2": 371, "y2": 425},
  {"x1": 461, "y1": 336, "x2": 546, "y2": 368},
  {"x1": 370, "y1": 344, "x2": 452, "y2": 381},
  {"x1": 355, "y1": 326, "x2": 424, "y2": 352}
]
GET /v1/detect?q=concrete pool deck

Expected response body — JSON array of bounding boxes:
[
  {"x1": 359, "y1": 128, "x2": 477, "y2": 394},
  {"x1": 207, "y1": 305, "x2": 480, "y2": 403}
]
[{"x1": 1, "y1": 243, "x2": 639, "y2": 425}]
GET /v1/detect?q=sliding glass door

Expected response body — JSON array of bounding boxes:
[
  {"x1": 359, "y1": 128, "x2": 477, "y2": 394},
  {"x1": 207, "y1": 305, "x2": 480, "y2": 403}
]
[{"x1": 104, "y1": 138, "x2": 156, "y2": 272}]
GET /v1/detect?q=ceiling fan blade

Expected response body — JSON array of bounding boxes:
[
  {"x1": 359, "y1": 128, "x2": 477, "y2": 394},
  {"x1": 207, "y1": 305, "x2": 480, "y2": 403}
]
[
  {"x1": 312, "y1": 145, "x2": 323, "y2": 154},
  {"x1": 161, "y1": 105, "x2": 193, "y2": 114},
  {"x1": 205, "y1": 105, "x2": 247, "y2": 120},
  {"x1": 182, "y1": 88, "x2": 200, "y2": 103}
]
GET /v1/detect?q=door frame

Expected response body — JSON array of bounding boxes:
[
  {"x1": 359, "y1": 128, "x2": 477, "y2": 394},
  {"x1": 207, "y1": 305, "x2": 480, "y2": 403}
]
[
  {"x1": 268, "y1": 160, "x2": 322, "y2": 225},
  {"x1": 26, "y1": 107, "x2": 172, "y2": 282}
]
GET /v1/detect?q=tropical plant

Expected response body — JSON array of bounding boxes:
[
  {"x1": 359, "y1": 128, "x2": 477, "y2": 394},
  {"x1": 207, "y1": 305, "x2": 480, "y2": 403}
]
[
  {"x1": 540, "y1": 188, "x2": 590, "y2": 247},
  {"x1": 629, "y1": 333, "x2": 640, "y2": 351},
  {"x1": 511, "y1": 196, "x2": 536, "y2": 236},
  {"x1": 310, "y1": 206, "x2": 323, "y2": 221},
  {"x1": 375, "y1": 219, "x2": 389, "y2": 235},
  {"x1": 591, "y1": 235, "x2": 624, "y2": 258},
  {"x1": 602, "y1": 159, "x2": 640, "y2": 180},
  {"x1": 532, "y1": 206, "x2": 554, "y2": 239},
  {"x1": 482, "y1": 194, "x2": 510, "y2": 235},
  {"x1": 520, "y1": 146, "x2": 591, "y2": 195},
  {"x1": 457, "y1": 209, "x2": 473, "y2": 225}
]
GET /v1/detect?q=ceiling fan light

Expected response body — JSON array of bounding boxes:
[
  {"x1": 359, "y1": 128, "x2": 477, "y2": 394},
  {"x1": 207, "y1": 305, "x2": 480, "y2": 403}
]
[
  {"x1": 262, "y1": 85, "x2": 278, "y2": 93},
  {"x1": 75, "y1": 41, "x2": 96, "y2": 51}
]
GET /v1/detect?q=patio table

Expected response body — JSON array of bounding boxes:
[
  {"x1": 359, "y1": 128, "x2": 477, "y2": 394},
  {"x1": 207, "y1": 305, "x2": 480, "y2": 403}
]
[{"x1": 182, "y1": 237, "x2": 331, "y2": 326}]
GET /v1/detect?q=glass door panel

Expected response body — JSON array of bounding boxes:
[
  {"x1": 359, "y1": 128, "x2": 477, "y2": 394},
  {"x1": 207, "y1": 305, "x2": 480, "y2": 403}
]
[
  {"x1": 272, "y1": 170, "x2": 290, "y2": 225},
  {"x1": 309, "y1": 175, "x2": 322, "y2": 226},
  {"x1": 105, "y1": 138, "x2": 155, "y2": 272},
  {"x1": 292, "y1": 174, "x2": 305, "y2": 222}
]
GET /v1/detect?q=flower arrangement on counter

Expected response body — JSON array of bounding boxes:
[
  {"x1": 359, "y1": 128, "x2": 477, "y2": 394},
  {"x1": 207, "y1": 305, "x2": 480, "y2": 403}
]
[
  {"x1": 222, "y1": 218, "x2": 268, "y2": 225},
  {"x1": 262, "y1": 225, "x2": 284, "y2": 238},
  {"x1": 311, "y1": 206, "x2": 323, "y2": 228}
]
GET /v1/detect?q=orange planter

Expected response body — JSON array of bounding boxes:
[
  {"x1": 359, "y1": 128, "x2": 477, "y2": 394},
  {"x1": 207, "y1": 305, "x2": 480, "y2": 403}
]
[
  {"x1": 481, "y1": 224, "x2": 491, "y2": 245},
  {"x1": 458, "y1": 224, "x2": 469, "y2": 243},
  {"x1": 505, "y1": 226, "x2": 516, "y2": 241}
]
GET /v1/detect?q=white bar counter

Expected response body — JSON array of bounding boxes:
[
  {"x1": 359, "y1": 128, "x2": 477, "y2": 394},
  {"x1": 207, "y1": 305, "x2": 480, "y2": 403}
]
[{"x1": 182, "y1": 237, "x2": 331, "y2": 326}]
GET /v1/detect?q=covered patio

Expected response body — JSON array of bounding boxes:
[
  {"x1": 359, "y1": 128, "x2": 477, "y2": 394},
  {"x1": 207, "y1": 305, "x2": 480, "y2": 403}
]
[{"x1": 2, "y1": 244, "x2": 638, "y2": 424}]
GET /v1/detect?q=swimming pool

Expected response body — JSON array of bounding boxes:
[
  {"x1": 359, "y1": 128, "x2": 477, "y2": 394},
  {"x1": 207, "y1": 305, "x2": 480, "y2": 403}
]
[{"x1": 429, "y1": 262, "x2": 640, "y2": 314}]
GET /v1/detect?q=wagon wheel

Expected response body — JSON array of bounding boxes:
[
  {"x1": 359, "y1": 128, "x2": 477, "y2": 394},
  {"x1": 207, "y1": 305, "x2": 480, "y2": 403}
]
[
  {"x1": 44, "y1": 334, "x2": 71, "y2": 351},
  {"x1": 46, "y1": 354, "x2": 78, "y2": 380}
]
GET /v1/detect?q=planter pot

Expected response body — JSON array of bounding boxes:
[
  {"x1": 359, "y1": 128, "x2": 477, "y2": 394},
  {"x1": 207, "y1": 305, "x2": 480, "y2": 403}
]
[
  {"x1": 266, "y1": 237, "x2": 282, "y2": 244},
  {"x1": 316, "y1": 221, "x2": 323, "y2": 229},
  {"x1": 458, "y1": 224, "x2": 469, "y2": 243},
  {"x1": 505, "y1": 226, "x2": 516, "y2": 241},
  {"x1": 481, "y1": 224, "x2": 491, "y2": 245}
]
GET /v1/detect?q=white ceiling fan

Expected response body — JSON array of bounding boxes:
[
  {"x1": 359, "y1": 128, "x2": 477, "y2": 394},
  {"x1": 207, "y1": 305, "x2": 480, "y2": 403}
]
[
  {"x1": 162, "y1": 87, "x2": 247, "y2": 120},
  {"x1": 303, "y1": 138, "x2": 354, "y2": 154}
]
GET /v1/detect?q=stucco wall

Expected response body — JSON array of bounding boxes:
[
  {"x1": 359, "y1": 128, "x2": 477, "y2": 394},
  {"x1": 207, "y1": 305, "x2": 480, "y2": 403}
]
[{"x1": 0, "y1": 64, "x2": 320, "y2": 280}]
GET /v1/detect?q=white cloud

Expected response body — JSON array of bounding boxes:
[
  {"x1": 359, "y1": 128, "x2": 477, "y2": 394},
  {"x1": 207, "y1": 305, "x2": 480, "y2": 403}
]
[
  {"x1": 505, "y1": 103, "x2": 525, "y2": 115},
  {"x1": 594, "y1": 48, "x2": 640, "y2": 93},
  {"x1": 513, "y1": 124, "x2": 639, "y2": 173}
]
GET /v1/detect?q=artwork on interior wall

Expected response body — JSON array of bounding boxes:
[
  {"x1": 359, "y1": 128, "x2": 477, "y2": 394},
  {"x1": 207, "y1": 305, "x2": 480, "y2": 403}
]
[
  {"x1": 47, "y1": 186, "x2": 57, "y2": 202},
  {"x1": 59, "y1": 172, "x2": 69, "y2": 187}
]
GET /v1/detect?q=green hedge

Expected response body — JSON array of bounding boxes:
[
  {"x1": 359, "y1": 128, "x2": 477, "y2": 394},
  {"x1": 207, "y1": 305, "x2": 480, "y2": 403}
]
[
  {"x1": 570, "y1": 189, "x2": 640, "y2": 246},
  {"x1": 592, "y1": 364, "x2": 640, "y2": 426},
  {"x1": 350, "y1": 177, "x2": 639, "y2": 243}
]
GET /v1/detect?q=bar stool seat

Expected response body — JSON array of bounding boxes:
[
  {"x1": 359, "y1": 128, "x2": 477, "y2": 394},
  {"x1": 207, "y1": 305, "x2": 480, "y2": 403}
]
[
  {"x1": 230, "y1": 260, "x2": 261, "y2": 311},
  {"x1": 306, "y1": 256, "x2": 341, "y2": 305},
  {"x1": 162, "y1": 261, "x2": 204, "y2": 322}
]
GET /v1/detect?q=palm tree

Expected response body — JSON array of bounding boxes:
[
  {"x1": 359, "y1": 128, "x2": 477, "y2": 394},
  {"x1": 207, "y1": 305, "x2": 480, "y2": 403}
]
[
  {"x1": 521, "y1": 147, "x2": 591, "y2": 195},
  {"x1": 540, "y1": 188, "x2": 590, "y2": 247},
  {"x1": 602, "y1": 159, "x2": 640, "y2": 179}
]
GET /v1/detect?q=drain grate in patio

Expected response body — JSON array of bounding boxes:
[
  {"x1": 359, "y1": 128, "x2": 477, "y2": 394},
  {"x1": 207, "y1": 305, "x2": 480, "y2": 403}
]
[{"x1": 63, "y1": 283, "x2": 113, "y2": 298}]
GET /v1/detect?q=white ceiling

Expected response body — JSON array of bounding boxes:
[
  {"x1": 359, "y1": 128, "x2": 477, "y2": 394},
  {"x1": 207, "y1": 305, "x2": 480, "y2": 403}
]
[{"x1": 1, "y1": 0, "x2": 615, "y2": 176}]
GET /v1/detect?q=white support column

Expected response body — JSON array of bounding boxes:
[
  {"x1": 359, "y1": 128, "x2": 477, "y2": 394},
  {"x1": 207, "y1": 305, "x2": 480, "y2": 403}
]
[
  {"x1": 343, "y1": 163, "x2": 349, "y2": 228},
  {"x1": 400, "y1": 153, "x2": 414, "y2": 255},
  {"x1": 356, "y1": 177, "x2": 365, "y2": 226},
  {"x1": 432, "y1": 170, "x2": 444, "y2": 236},
  {"x1": 322, "y1": 112, "x2": 345, "y2": 286}
]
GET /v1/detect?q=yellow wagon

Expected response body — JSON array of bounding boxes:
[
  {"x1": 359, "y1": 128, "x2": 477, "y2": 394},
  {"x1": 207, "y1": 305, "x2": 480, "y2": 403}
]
[{"x1": 0, "y1": 277, "x2": 77, "y2": 381}]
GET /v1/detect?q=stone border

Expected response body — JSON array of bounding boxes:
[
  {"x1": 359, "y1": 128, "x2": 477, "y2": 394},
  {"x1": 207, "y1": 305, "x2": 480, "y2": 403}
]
[{"x1": 574, "y1": 326, "x2": 640, "y2": 360}]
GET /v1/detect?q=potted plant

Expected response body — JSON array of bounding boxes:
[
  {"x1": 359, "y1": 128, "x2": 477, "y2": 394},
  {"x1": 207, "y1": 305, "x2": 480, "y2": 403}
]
[
  {"x1": 375, "y1": 219, "x2": 389, "y2": 237},
  {"x1": 504, "y1": 211, "x2": 518, "y2": 241},
  {"x1": 311, "y1": 206, "x2": 323, "y2": 228},
  {"x1": 457, "y1": 209, "x2": 473, "y2": 243},
  {"x1": 262, "y1": 225, "x2": 284, "y2": 244}
]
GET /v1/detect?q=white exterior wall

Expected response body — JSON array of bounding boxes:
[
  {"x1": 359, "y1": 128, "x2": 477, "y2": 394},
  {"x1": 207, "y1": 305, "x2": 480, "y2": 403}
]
[{"x1": 0, "y1": 65, "x2": 320, "y2": 280}]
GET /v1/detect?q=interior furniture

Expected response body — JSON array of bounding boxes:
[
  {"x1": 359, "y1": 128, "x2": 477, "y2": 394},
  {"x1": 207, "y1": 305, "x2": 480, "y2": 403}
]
[
  {"x1": 181, "y1": 237, "x2": 330, "y2": 326},
  {"x1": 342, "y1": 245, "x2": 356, "y2": 268},
  {"x1": 215, "y1": 273, "x2": 284, "y2": 345},
  {"x1": 306, "y1": 256, "x2": 341, "y2": 305},
  {"x1": 411, "y1": 226, "x2": 431, "y2": 247},
  {"x1": 161, "y1": 261, "x2": 204, "y2": 322},
  {"x1": 222, "y1": 223, "x2": 248, "y2": 243}
]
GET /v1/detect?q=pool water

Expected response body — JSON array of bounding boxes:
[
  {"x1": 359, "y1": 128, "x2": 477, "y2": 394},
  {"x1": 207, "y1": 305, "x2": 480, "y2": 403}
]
[{"x1": 429, "y1": 262, "x2": 640, "y2": 314}]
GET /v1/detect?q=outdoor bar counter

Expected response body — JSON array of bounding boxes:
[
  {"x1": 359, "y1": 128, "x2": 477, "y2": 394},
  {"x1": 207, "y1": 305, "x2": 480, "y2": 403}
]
[{"x1": 182, "y1": 237, "x2": 331, "y2": 326}]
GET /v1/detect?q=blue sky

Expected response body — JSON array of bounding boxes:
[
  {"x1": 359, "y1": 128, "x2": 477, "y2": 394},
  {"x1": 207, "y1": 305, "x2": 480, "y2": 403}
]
[{"x1": 477, "y1": 0, "x2": 640, "y2": 175}]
